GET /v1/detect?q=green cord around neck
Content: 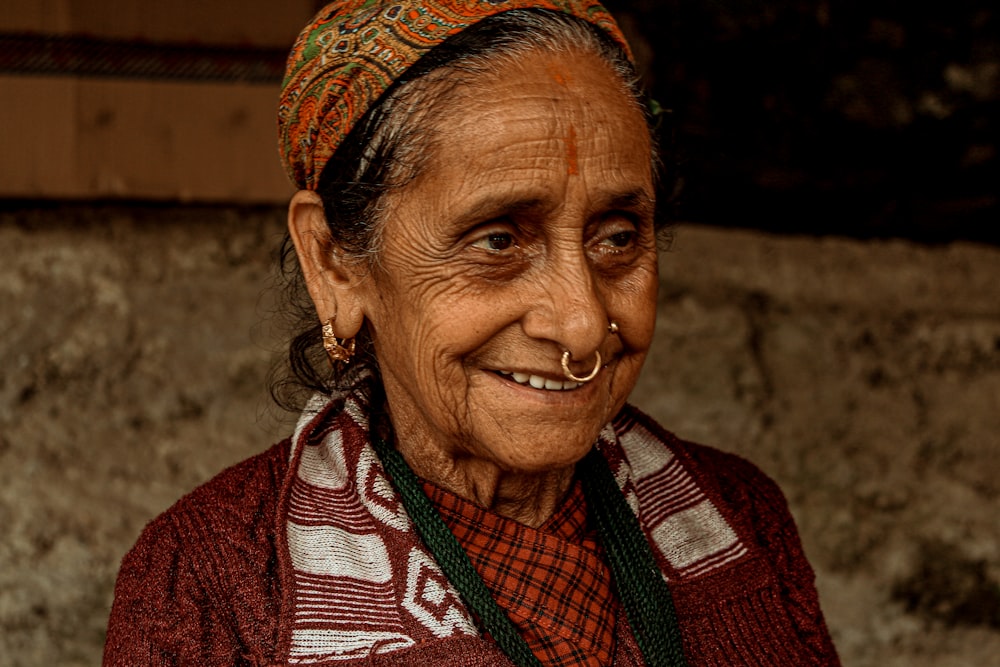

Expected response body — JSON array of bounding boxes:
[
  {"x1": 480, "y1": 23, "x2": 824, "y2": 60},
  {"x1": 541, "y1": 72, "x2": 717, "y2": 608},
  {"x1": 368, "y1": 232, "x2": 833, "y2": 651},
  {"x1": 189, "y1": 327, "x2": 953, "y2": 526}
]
[
  {"x1": 578, "y1": 448, "x2": 688, "y2": 667},
  {"x1": 371, "y1": 438, "x2": 687, "y2": 667},
  {"x1": 371, "y1": 438, "x2": 542, "y2": 667}
]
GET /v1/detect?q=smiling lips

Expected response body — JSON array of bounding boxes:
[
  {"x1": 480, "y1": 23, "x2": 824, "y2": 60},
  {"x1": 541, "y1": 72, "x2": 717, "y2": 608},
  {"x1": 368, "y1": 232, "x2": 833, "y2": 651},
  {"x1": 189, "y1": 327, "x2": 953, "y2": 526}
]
[{"x1": 497, "y1": 370, "x2": 585, "y2": 391}]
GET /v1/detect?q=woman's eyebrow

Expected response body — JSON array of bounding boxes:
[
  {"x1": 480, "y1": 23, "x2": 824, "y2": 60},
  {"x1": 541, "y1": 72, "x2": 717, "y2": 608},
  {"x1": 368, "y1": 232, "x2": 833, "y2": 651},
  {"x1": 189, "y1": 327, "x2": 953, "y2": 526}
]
[
  {"x1": 455, "y1": 194, "x2": 550, "y2": 223},
  {"x1": 600, "y1": 189, "x2": 655, "y2": 216}
]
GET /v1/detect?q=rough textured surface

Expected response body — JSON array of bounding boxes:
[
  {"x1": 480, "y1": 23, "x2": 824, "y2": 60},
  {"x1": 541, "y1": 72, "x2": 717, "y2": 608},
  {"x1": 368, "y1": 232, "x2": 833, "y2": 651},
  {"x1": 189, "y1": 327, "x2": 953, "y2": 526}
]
[{"x1": 1, "y1": 206, "x2": 998, "y2": 666}]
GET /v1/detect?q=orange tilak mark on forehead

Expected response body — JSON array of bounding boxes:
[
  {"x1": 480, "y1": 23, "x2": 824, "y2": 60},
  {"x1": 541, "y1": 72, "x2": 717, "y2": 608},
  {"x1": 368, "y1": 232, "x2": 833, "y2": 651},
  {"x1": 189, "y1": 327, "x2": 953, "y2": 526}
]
[
  {"x1": 565, "y1": 124, "x2": 579, "y2": 176},
  {"x1": 546, "y1": 61, "x2": 572, "y2": 86}
]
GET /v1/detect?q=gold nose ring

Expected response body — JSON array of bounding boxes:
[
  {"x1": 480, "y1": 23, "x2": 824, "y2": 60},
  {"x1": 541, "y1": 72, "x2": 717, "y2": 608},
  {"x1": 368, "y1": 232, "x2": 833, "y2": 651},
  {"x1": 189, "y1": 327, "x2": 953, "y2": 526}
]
[{"x1": 561, "y1": 350, "x2": 602, "y2": 383}]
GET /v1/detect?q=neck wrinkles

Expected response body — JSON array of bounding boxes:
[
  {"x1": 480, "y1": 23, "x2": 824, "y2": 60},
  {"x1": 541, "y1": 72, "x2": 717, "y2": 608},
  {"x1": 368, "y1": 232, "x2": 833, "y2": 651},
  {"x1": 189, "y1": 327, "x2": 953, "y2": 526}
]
[{"x1": 398, "y1": 439, "x2": 577, "y2": 528}]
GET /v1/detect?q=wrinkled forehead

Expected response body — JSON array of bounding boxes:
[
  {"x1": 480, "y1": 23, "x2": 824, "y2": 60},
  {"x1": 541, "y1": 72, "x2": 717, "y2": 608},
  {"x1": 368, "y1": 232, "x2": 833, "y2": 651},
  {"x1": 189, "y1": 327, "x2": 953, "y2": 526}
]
[
  {"x1": 422, "y1": 51, "x2": 649, "y2": 169},
  {"x1": 383, "y1": 52, "x2": 653, "y2": 225}
]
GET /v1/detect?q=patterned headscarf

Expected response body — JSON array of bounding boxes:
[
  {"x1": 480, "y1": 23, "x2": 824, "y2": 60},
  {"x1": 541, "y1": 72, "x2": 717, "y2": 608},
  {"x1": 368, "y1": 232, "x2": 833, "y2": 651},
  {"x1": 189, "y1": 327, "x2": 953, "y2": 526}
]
[{"x1": 277, "y1": 0, "x2": 630, "y2": 191}]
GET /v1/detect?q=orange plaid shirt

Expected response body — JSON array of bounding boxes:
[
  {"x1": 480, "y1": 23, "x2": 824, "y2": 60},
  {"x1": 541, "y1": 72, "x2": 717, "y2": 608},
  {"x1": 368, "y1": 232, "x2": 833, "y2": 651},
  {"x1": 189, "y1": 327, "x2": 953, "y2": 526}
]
[{"x1": 426, "y1": 479, "x2": 642, "y2": 666}]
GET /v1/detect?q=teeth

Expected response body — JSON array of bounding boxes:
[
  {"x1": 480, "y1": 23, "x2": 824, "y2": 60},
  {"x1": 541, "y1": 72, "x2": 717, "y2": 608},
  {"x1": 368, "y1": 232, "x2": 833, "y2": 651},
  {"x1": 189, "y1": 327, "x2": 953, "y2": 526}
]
[{"x1": 500, "y1": 370, "x2": 582, "y2": 391}]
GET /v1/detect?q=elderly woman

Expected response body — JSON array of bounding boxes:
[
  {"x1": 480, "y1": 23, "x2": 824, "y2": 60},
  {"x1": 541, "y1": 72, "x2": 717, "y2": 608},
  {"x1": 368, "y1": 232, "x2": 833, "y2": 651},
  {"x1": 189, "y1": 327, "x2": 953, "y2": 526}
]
[{"x1": 105, "y1": 1, "x2": 839, "y2": 665}]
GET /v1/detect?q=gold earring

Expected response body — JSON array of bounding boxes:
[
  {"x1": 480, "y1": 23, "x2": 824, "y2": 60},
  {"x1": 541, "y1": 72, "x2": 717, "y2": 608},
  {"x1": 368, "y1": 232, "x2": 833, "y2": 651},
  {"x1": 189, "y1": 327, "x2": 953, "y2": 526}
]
[{"x1": 322, "y1": 317, "x2": 355, "y2": 366}]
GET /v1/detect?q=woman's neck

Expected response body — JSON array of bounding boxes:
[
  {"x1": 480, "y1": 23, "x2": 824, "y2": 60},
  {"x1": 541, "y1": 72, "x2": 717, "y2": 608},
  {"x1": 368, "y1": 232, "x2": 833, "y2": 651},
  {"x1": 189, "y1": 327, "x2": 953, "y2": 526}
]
[{"x1": 397, "y1": 440, "x2": 576, "y2": 528}]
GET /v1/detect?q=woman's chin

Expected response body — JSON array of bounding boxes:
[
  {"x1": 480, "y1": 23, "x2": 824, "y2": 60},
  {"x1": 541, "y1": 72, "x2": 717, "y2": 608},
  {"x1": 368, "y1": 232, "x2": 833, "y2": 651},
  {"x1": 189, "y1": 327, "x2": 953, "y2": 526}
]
[
  {"x1": 450, "y1": 367, "x2": 620, "y2": 471},
  {"x1": 471, "y1": 424, "x2": 601, "y2": 475}
]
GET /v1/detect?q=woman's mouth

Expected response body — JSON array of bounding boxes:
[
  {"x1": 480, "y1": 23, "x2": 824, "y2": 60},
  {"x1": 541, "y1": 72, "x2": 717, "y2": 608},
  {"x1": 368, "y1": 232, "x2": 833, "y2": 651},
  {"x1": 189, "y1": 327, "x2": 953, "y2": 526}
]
[{"x1": 496, "y1": 370, "x2": 583, "y2": 391}]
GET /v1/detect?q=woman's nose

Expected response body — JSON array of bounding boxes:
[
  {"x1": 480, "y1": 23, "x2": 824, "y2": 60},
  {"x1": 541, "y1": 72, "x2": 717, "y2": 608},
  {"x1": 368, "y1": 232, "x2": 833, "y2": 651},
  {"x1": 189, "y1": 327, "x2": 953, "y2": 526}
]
[{"x1": 521, "y1": 246, "x2": 607, "y2": 361}]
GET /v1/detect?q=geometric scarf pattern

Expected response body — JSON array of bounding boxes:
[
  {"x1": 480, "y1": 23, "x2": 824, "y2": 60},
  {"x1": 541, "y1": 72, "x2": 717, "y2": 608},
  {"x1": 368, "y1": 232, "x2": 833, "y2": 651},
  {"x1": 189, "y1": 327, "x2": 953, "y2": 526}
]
[
  {"x1": 281, "y1": 373, "x2": 748, "y2": 663},
  {"x1": 277, "y1": 0, "x2": 630, "y2": 190}
]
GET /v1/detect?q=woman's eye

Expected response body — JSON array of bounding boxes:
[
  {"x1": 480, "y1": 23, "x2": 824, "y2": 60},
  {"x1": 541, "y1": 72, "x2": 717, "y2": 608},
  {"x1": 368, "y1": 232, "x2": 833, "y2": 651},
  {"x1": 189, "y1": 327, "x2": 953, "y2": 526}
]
[
  {"x1": 472, "y1": 231, "x2": 516, "y2": 252},
  {"x1": 601, "y1": 230, "x2": 636, "y2": 248}
]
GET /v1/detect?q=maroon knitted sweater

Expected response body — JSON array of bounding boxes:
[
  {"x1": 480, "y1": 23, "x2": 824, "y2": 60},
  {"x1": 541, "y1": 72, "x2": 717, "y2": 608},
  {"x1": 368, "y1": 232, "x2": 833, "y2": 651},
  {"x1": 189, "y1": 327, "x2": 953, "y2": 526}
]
[{"x1": 105, "y1": 392, "x2": 840, "y2": 666}]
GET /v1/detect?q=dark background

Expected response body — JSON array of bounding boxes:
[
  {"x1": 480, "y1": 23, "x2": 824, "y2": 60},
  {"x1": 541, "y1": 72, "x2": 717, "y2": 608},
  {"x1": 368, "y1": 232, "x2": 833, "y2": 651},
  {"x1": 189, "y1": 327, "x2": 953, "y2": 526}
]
[{"x1": 604, "y1": 0, "x2": 998, "y2": 245}]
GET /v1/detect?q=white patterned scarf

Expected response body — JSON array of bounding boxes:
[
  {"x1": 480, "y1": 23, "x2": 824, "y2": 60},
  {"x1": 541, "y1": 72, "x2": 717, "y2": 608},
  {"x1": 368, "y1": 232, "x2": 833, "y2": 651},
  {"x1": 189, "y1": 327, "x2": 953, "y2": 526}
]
[{"x1": 280, "y1": 373, "x2": 748, "y2": 663}]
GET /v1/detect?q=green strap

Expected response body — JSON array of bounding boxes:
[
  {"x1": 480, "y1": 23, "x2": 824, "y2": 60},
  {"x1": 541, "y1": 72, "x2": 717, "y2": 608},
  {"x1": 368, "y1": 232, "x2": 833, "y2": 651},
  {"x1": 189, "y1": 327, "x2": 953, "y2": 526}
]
[
  {"x1": 371, "y1": 439, "x2": 543, "y2": 667},
  {"x1": 372, "y1": 438, "x2": 688, "y2": 667},
  {"x1": 579, "y1": 448, "x2": 688, "y2": 667}
]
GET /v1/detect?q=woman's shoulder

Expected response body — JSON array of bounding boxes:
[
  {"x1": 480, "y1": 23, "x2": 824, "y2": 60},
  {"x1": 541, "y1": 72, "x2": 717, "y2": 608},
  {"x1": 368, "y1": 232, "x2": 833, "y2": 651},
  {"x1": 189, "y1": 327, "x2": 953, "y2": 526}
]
[
  {"x1": 105, "y1": 439, "x2": 293, "y2": 664},
  {"x1": 166, "y1": 437, "x2": 292, "y2": 524},
  {"x1": 122, "y1": 436, "x2": 293, "y2": 577},
  {"x1": 615, "y1": 405, "x2": 841, "y2": 665}
]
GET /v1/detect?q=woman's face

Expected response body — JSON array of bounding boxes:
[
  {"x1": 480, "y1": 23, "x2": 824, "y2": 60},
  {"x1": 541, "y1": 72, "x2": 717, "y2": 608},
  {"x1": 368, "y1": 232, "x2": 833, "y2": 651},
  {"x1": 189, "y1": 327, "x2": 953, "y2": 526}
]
[{"x1": 356, "y1": 49, "x2": 658, "y2": 474}]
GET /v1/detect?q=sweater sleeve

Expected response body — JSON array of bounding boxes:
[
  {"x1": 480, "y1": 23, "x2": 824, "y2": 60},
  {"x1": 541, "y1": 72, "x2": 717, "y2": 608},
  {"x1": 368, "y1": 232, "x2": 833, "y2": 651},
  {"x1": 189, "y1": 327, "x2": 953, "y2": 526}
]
[
  {"x1": 104, "y1": 440, "x2": 291, "y2": 667},
  {"x1": 686, "y1": 442, "x2": 841, "y2": 665},
  {"x1": 103, "y1": 513, "x2": 244, "y2": 666}
]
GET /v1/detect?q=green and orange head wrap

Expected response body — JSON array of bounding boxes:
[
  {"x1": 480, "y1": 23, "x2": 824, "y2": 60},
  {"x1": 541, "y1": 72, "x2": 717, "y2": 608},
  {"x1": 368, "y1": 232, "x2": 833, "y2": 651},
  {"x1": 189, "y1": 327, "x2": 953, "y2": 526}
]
[{"x1": 277, "y1": 0, "x2": 631, "y2": 191}]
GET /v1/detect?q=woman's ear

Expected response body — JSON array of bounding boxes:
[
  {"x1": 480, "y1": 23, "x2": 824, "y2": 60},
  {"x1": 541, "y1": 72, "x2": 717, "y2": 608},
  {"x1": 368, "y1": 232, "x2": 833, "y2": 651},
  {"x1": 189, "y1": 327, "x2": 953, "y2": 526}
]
[{"x1": 287, "y1": 189, "x2": 367, "y2": 338}]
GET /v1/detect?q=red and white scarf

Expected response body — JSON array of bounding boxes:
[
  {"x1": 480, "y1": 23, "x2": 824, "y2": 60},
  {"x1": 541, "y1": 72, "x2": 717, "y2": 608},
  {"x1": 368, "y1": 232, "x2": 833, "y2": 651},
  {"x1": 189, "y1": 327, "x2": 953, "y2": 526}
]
[{"x1": 279, "y1": 373, "x2": 748, "y2": 663}]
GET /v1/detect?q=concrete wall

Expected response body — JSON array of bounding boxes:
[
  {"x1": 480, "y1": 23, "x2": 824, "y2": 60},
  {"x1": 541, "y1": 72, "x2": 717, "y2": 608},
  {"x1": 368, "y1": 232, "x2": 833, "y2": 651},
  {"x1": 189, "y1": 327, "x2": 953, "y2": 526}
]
[{"x1": 1, "y1": 206, "x2": 998, "y2": 666}]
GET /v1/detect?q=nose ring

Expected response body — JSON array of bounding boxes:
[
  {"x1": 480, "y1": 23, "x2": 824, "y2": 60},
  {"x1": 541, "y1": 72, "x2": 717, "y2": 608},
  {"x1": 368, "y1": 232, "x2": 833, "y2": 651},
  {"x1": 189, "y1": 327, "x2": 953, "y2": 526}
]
[
  {"x1": 561, "y1": 350, "x2": 602, "y2": 383},
  {"x1": 608, "y1": 321, "x2": 619, "y2": 335}
]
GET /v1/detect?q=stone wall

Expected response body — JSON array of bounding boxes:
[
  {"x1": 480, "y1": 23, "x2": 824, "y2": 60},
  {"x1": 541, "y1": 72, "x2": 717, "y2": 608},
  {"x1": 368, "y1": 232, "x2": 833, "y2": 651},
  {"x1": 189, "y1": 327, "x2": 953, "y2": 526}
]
[{"x1": 1, "y1": 205, "x2": 997, "y2": 666}]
